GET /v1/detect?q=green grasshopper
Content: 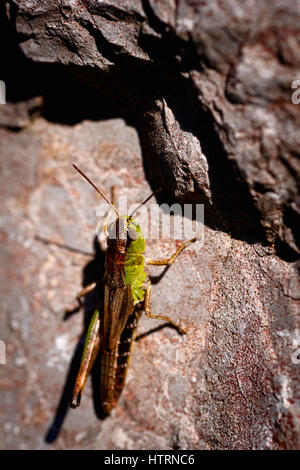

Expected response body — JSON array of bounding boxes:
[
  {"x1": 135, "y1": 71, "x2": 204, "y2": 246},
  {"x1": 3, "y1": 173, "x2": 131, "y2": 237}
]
[{"x1": 70, "y1": 164, "x2": 196, "y2": 414}]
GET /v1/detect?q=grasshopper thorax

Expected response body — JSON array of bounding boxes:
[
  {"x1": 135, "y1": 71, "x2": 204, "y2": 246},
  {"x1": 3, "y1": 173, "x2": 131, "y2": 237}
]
[{"x1": 106, "y1": 216, "x2": 146, "y2": 303}]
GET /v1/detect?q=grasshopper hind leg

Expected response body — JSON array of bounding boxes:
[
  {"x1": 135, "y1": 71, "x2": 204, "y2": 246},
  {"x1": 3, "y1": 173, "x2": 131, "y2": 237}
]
[
  {"x1": 70, "y1": 309, "x2": 101, "y2": 408},
  {"x1": 143, "y1": 279, "x2": 186, "y2": 335},
  {"x1": 143, "y1": 238, "x2": 197, "y2": 334}
]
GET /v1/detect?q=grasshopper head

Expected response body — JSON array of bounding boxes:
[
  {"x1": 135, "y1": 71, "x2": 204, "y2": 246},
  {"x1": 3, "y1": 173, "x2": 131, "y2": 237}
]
[
  {"x1": 107, "y1": 216, "x2": 145, "y2": 254},
  {"x1": 107, "y1": 217, "x2": 127, "y2": 241},
  {"x1": 107, "y1": 216, "x2": 141, "y2": 241}
]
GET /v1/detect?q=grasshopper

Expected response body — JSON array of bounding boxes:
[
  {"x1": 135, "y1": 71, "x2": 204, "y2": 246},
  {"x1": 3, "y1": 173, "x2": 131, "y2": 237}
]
[{"x1": 70, "y1": 164, "x2": 196, "y2": 414}]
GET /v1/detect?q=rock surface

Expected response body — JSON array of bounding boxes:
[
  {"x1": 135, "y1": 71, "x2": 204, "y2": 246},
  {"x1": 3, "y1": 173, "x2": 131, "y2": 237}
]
[{"x1": 0, "y1": 0, "x2": 299, "y2": 450}]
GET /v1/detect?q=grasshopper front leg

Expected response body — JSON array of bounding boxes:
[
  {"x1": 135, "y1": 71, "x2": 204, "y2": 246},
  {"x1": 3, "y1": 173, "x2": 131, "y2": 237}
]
[
  {"x1": 70, "y1": 309, "x2": 102, "y2": 408},
  {"x1": 145, "y1": 237, "x2": 196, "y2": 266}
]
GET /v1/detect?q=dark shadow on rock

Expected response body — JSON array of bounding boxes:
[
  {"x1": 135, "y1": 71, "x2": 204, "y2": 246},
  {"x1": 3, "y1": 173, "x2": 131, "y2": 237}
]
[
  {"x1": 136, "y1": 75, "x2": 268, "y2": 248},
  {"x1": 1, "y1": 3, "x2": 297, "y2": 261},
  {"x1": 44, "y1": 332, "x2": 86, "y2": 443},
  {"x1": 135, "y1": 322, "x2": 185, "y2": 342},
  {"x1": 45, "y1": 236, "x2": 105, "y2": 443},
  {"x1": 0, "y1": 2, "x2": 45, "y2": 104}
]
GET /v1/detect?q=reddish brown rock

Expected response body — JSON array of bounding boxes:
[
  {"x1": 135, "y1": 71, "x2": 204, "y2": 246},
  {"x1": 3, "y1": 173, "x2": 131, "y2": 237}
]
[{"x1": 0, "y1": 0, "x2": 299, "y2": 450}]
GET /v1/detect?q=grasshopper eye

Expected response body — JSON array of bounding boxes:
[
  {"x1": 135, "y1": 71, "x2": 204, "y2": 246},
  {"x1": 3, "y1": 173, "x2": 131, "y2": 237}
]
[{"x1": 127, "y1": 227, "x2": 139, "y2": 241}]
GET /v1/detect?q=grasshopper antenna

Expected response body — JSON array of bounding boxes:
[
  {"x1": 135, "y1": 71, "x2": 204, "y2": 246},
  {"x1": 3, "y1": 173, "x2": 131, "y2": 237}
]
[
  {"x1": 73, "y1": 164, "x2": 120, "y2": 217},
  {"x1": 129, "y1": 187, "x2": 162, "y2": 219}
]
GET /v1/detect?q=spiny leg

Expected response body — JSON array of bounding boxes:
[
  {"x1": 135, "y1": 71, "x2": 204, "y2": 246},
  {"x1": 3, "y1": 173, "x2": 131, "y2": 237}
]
[
  {"x1": 144, "y1": 279, "x2": 186, "y2": 335},
  {"x1": 143, "y1": 238, "x2": 196, "y2": 334},
  {"x1": 145, "y1": 237, "x2": 196, "y2": 266},
  {"x1": 70, "y1": 308, "x2": 101, "y2": 408}
]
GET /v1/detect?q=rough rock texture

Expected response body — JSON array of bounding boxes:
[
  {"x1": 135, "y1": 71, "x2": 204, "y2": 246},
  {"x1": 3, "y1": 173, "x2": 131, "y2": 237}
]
[{"x1": 0, "y1": 0, "x2": 299, "y2": 450}]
